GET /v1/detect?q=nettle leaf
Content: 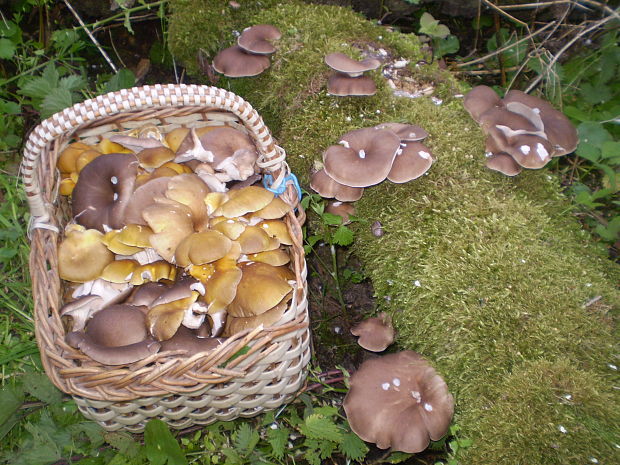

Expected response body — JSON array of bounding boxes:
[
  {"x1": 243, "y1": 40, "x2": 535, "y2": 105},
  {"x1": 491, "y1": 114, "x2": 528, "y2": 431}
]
[
  {"x1": 300, "y1": 414, "x2": 343, "y2": 442},
  {"x1": 59, "y1": 74, "x2": 87, "y2": 92},
  {"x1": 105, "y1": 68, "x2": 136, "y2": 93},
  {"x1": 0, "y1": 20, "x2": 19, "y2": 38},
  {"x1": 433, "y1": 35, "x2": 460, "y2": 58},
  {"x1": 339, "y1": 432, "x2": 369, "y2": 461},
  {"x1": 563, "y1": 105, "x2": 591, "y2": 123},
  {"x1": 580, "y1": 82, "x2": 612, "y2": 105},
  {"x1": 601, "y1": 140, "x2": 620, "y2": 163},
  {"x1": 322, "y1": 212, "x2": 343, "y2": 226},
  {"x1": 312, "y1": 405, "x2": 339, "y2": 418},
  {"x1": 22, "y1": 371, "x2": 63, "y2": 404},
  {"x1": 576, "y1": 122, "x2": 612, "y2": 161},
  {"x1": 332, "y1": 225, "x2": 354, "y2": 246},
  {"x1": 419, "y1": 13, "x2": 450, "y2": 39},
  {"x1": 0, "y1": 383, "x2": 24, "y2": 441},
  {"x1": 40, "y1": 88, "x2": 74, "y2": 119},
  {"x1": 234, "y1": 423, "x2": 259, "y2": 455},
  {"x1": 144, "y1": 419, "x2": 188, "y2": 465},
  {"x1": 267, "y1": 426, "x2": 289, "y2": 460},
  {"x1": 0, "y1": 37, "x2": 16, "y2": 59}
]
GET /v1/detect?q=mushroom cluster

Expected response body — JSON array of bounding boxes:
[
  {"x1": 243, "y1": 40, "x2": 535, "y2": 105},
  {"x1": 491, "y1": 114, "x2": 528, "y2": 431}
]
[
  {"x1": 213, "y1": 24, "x2": 281, "y2": 77},
  {"x1": 343, "y1": 351, "x2": 454, "y2": 453},
  {"x1": 310, "y1": 123, "x2": 433, "y2": 222},
  {"x1": 325, "y1": 52, "x2": 381, "y2": 96},
  {"x1": 56, "y1": 124, "x2": 297, "y2": 365},
  {"x1": 463, "y1": 85, "x2": 578, "y2": 176}
]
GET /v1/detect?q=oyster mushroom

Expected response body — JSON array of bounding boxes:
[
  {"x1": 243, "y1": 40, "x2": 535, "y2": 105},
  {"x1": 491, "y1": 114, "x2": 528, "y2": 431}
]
[
  {"x1": 323, "y1": 128, "x2": 401, "y2": 188},
  {"x1": 343, "y1": 351, "x2": 454, "y2": 453},
  {"x1": 71, "y1": 153, "x2": 139, "y2": 231},
  {"x1": 310, "y1": 168, "x2": 364, "y2": 202},
  {"x1": 58, "y1": 225, "x2": 114, "y2": 283},
  {"x1": 237, "y1": 24, "x2": 281, "y2": 55},
  {"x1": 212, "y1": 45, "x2": 271, "y2": 77},
  {"x1": 350, "y1": 312, "x2": 395, "y2": 352},
  {"x1": 387, "y1": 141, "x2": 434, "y2": 183},
  {"x1": 65, "y1": 304, "x2": 160, "y2": 365}
]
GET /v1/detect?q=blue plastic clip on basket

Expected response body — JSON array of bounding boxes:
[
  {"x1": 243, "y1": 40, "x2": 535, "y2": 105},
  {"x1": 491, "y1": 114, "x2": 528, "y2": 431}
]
[{"x1": 21, "y1": 84, "x2": 311, "y2": 432}]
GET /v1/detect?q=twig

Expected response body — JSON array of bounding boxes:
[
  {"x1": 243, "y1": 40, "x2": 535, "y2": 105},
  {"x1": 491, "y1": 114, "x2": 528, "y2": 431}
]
[
  {"x1": 481, "y1": 0, "x2": 529, "y2": 27},
  {"x1": 498, "y1": 0, "x2": 592, "y2": 12},
  {"x1": 459, "y1": 65, "x2": 521, "y2": 75},
  {"x1": 457, "y1": 21, "x2": 556, "y2": 68},
  {"x1": 108, "y1": 29, "x2": 127, "y2": 69},
  {"x1": 62, "y1": 0, "x2": 118, "y2": 73},
  {"x1": 525, "y1": 10, "x2": 619, "y2": 92}
]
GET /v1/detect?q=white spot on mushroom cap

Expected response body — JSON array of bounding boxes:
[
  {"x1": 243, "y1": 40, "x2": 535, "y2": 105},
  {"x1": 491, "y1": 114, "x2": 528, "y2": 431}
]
[
  {"x1": 536, "y1": 143, "x2": 549, "y2": 160},
  {"x1": 358, "y1": 149, "x2": 366, "y2": 159},
  {"x1": 392, "y1": 378, "x2": 401, "y2": 387},
  {"x1": 382, "y1": 382, "x2": 391, "y2": 391},
  {"x1": 520, "y1": 145, "x2": 531, "y2": 155},
  {"x1": 111, "y1": 176, "x2": 118, "y2": 185},
  {"x1": 339, "y1": 140, "x2": 350, "y2": 148},
  {"x1": 419, "y1": 151, "x2": 431, "y2": 159},
  {"x1": 424, "y1": 403, "x2": 433, "y2": 412},
  {"x1": 411, "y1": 390, "x2": 421, "y2": 402},
  {"x1": 113, "y1": 193, "x2": 119, "y2": 201}
]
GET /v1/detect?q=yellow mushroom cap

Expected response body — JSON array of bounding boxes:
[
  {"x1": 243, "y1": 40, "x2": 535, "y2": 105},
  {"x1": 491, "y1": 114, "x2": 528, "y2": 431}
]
[
  {"x1": 101, "y1": 259, "x2": 140, "y2": 283},
  {"x1": 250, "y1": 196, "x2": 293, "y2": 220},
  {"x1": 223, "y1": 292, "x2": 291, "y2": 337},
  {"x1": 137, "y1": 146, "x2": 176, "y2": 169},
  {"x1": 236, "y1": 225, "x2": 280, "y2": 254},
  {"x1": 213, "y1": 186, "x2": 274, "y2": 218},
  {"x1": 246, "y1": 248, "x2": 291, "y2": 266},
  {"x1": 143, "y1": 201, "x2": 194, "y2": 263},
  {"x1": 256, "y1": 219, "x2": 293, "y2": 245},
  {"x1": 57, "y1": 141, "x2": 93, "y2": 173},
  {"x1": 102, "y1": 230, "x2": 143, "y2": 256},
  {"x1": 130, "y1": 260, "x2": 178, "y2": 285},
  {"x1": 116, "y1": 224, "x2": 153, "y2": 248},
  {"x1": 175, "y1": 230, "x2": 233, "y2": 268},
  {"x1": 227, "y1": 262, "x2": 294, "y2": 317},
  {"x1": 58, "y1": 226, "x2": 114, "y2": 283}
]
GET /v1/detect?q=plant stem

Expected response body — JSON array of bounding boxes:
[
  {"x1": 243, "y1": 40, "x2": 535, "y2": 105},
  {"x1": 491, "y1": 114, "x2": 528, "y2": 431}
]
[
  {"x1": 88, "y1": 1, "x2": 169, "y2": 32},
  {"x1": 330, "y1": 244, "x2": 347, "y2": 311}
]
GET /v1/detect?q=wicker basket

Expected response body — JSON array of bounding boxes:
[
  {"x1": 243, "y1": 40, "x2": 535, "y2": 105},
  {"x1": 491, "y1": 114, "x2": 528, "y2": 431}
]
[{"x1": 21, "y1": 84, "x2": 311, "y2": 432}]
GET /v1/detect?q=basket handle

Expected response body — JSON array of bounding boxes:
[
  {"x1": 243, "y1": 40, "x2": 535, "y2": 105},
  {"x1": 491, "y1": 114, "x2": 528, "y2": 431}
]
[{"x1": 21, "y1": 84, "x2": 287, "y2": 232}]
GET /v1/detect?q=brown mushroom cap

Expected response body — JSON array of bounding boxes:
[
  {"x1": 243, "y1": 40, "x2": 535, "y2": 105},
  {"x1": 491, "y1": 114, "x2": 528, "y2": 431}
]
[
  {"x1": 325, "y1": 201, "x2": 356, "y2": 225},
  {"x1": 237, "y1": 24, "x2": 281, "y2": 55},
  {"x1": 374, "y1": 123, "x2": 429, "y2": 142},
  {"x1": 502, "y1": 133, "x2": 554, "y2": 169},
  {"x1": 323, "y1": 128, "x2": 401, "y2": 188},
  {"x1": 196, "y1": 127, "x2": 256, "y2": 167},
  {"x1": 123, "y1": 177, "x2": 171, "y2": 226},
  {"x1": 463, "y1": 85, "x2": 502, "y2": 123},
  {"x1": 350, "y1": 312, "x2": 395, "y2": 352},
  {"x1": 343, "y1": 351, "x2": 454, "y2": 453},
  {"x1": 160, "y1": 325, "x2": 224, "y2": 353},
  {"x1": 485, "y1": 153, "x2": 522, "y2": 176},
  {"x1": 65, "y1": 304, "x2": 160, "y2": 365},
  {"x1": 310, "y1": 169, "x2": 364, "y2": 202},
  {"x1": 503, "y1": 89, "x2": 578, "y2": 155},
  {"x1": 71, "y1": 153, "x2": 139, "y2": 231},
  {"x1": 324, "y1": 52, "x2": 381, "y2": 77},
  {"x1": 147, "y1": 278, "x2": 200, "y2": 341},
  {"x1": 212, "y1": 45, "x2": 271, "y2": 77},
  {"x1": 387, "y1": 141, "x2": 434, "y2": 183},
  {"x1": 327, "y1": 73, "x2": 377, "y2": 97}
]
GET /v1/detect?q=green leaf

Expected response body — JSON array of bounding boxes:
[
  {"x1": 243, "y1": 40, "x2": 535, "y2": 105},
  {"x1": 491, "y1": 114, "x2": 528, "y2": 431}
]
[
  {"x1": 104, "y1": 69, "x2": 136, "y2": 93},
  {"x1": 563, "y1": 105, "x2": 591, "y2": 123},
  {"x1": 22, "y1": 371, "x2": 63, "y2": 404},
  {"x1": 339, "y1": 432, "x2": 368, "y2": 461},
  {"x1": 234, "y1": 423, "x2": 259, "y2": 456},
  {"x1": 104, "y1": 431, "x2": 142, "y2": 458},
  {"x1": 322, "y1": 212, "x2": 343, "y2": 226},
  {"x1": 419, "y1": 13, "x2": 450, "y2": 39},
  {"x1": 40, "y1": 88, "x2": 74, "y2": 118},
  {"x1": 386, "y1": 451, "x2": 413, "y2": 463},
  {"x1": 0, "y1": 37, "x2": 16, "y2": 59},
  {"x1": 311, "y1": 406, "x2": 339, "y2": 418},
  {"x1": 433, "y1": 35, "x2": 460, "y2": 58},
  {"x1": 299, "y1": 414, "x2": 343, "y2": 442},
  {"x1": 600, "y1": 140, "x2": 620, "y2": 162},
  {"x1": 0, "y1": 384, "x2": 24, "y2": 441},
  {"x1": 59, "y1": 74, "x2": 87, "y2": 92},
  {"x1": 595, "y1": 216, "x2": 620, "y2": 242},
  {"x1": 144, "y1": 419, "x2": 188, "y2": 465},
  {"x1": 0, "y1": 20, "x2": 18, "y2": 38},
  {"x1": 332, "y1": 225, "x2": 354, "y2": 246},
  {"x1": 267, "y1": 426, "x2": 289, "y2": 460},
  {"x1": 580, "y1": 82, "x2": 612, "y2": 105}
]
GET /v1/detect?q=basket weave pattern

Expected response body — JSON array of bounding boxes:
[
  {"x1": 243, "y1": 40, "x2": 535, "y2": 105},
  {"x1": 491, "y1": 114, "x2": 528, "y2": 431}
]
[{"x1": 22, "y1": 84, "x2": 311, "y2": 431}]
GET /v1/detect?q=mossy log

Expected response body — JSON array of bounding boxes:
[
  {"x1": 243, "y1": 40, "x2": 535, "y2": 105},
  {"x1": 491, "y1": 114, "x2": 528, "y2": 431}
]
[{"x1": 169, "y1": 1, "x2": 620, "y2": 463}]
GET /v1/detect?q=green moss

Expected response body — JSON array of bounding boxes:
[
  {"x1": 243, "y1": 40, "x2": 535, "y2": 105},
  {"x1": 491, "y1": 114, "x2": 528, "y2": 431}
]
[{"x1": 168, "y1": 2, "x2": 620, "y2": 463}]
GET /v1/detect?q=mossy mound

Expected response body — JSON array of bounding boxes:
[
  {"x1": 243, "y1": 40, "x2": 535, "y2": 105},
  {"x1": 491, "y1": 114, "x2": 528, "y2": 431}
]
[{"x1": 169, "y1": 1, "x2": 620, "y2": 463}]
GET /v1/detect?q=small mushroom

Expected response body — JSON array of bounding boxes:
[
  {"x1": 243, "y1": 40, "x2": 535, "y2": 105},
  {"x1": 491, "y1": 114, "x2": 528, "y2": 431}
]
[
  {"x1": 343, "y1": 351, "x2": 454, "y2": 453},
  {"x1": 350, "y1": 312, "x2": 395, "y2": 352},
  {"x1": 325, "y1": 201, "x2": 356, "y2": 225},
  {"x1": 237, "y1": 24, "x2": 281, "y2": 55},
  {"x1": 58, "y1": 225, "x2": 114, "y2": 283},
  {"x1": 327, "y1": 73, "x2": 377, "y2": 97},
  {"x1": 160, "y1": 325, "x2": 225, "y2": 353},
  {"x1": 463, "y1": 85, "x2": 502, "y2": 123},
  {"x1": 324, "y1": 52, "x2": 380, "y2": 77},
  {"x1": 485, "y1": 153, "x2": 522, "y2": 176},
  {"x1": 387, "y1": 141, "x2": 434, "y2": 183},
  {"x1": 212, "y1": 45, "x2": 271, "y2": 77},
  {"x1": 146, "y1": 278, "x2": 201, "y2": 341},
  {"x1": 310, "y1": 169, "x2": 364, "y2": 202}
]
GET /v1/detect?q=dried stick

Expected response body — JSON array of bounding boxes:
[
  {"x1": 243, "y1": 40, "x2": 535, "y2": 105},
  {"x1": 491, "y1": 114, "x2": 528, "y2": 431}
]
[
  {"x1": 525, "y1": 11, "x2": 619, "y2": 92},
  {"x1": 456, "y1": 20, "x2": 556, "y2": 68},
  {"x1": 481, "y1": 0, "x2": 529, "y2": 27},
  {"x1": 62, "y1": 0, "x2": 118, "y2": 73}
]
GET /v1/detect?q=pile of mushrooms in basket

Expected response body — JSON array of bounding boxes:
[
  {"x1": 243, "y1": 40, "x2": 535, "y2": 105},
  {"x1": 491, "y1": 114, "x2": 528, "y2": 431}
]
[{"x1": 57, "y1": 124, "x2": 297, "y2": 366}]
